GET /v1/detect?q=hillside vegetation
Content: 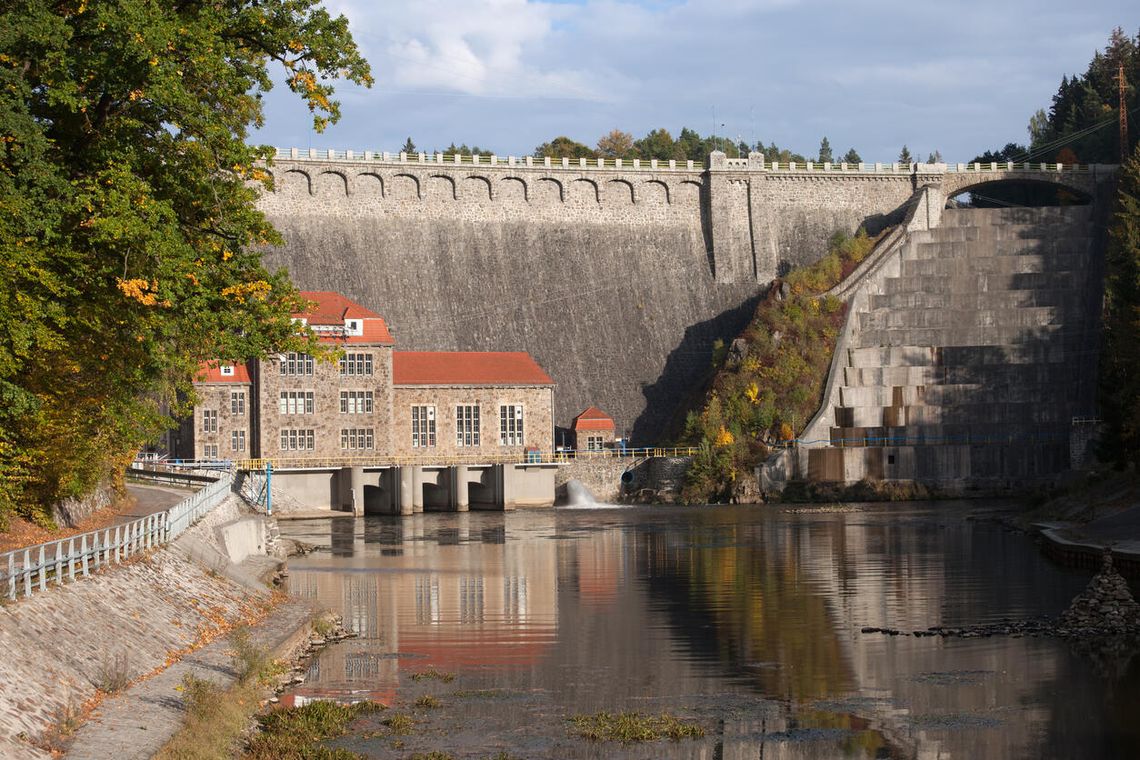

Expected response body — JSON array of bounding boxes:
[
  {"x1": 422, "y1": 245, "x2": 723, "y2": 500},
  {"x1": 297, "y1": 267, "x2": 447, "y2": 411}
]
[{"x1": 680, "y1": 230, "x2": 880, "y2": 503}]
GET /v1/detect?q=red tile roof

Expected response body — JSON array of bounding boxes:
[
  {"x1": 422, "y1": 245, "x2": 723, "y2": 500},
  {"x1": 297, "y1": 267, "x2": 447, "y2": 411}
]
[
  {"x1": 393, "y1": 352, "x2": 554, "y2": 386},
  {"x1": 572, "y1": 406, "x2": 615, "y2": 431},
  {"x1": 297, "y1": 291, "x2": 394, "y2": 345},
  {"x1": 195, "y1": 361, "x2": 251, "y2": 384}
]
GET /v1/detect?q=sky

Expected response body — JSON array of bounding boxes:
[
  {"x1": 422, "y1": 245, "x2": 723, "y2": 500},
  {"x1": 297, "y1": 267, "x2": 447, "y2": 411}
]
[{"x1": 252, "y1": 0, "x2": 1138, "y2": 163}]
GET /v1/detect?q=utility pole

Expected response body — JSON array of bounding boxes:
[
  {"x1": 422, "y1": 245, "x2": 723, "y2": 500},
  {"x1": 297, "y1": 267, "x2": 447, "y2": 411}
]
[{"x1": 1117, "y1": 62, "x2": 1129, "y2": 163}]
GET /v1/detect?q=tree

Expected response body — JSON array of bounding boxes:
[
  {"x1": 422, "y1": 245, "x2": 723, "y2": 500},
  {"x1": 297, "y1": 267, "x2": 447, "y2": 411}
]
[
  {"x1": 596, "y1": 129, "x2": 636, "y2": 159},
  {"x1": 897, "y1": 145, "x2": 913, "y2": 165},
  {"x1": 402, "y1": 137, "x2": 417, "y2": 154},
  {"x1": 633, "y1": 128, "x2": 677, "y2": 161},
  {"x1": 534, "y1": 136, "x2": 595, "y2": 159},
  {"x1": 1099, "y1": 144, "x2": 1140, "y2": 467},
  {"x1": 817, "y1": 137, "x2": 833, "y2": 164},
  {"x1": 927, "y1": 150, "x2": 943, "y2": 164},
  {"x1": 842, "y1": 148, "x2": 862, "y2": 164},
  {"x1": 0, "y1": 0, "x2": 371, "y2": 524}
]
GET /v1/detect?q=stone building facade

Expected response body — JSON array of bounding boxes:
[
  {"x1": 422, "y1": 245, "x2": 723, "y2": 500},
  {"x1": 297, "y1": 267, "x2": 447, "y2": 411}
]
[
  {"x1": 177, "y1": 291, "x2": 553, "y2": 461},
  {"x1": 571, "y1": 406, "x2": 616, "y2": 451}
]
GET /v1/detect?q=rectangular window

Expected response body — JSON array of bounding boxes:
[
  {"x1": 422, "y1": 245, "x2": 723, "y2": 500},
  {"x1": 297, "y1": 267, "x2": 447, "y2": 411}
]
[
  {"x1": 278, "y1": 390, "x2": 315, "y2": 415},
  {"x1": 203, "y1": 444, "x2": 218, "y2": 459},
  {"x1": 339, "y1": 390, "x2": 374, "y2": 414},
  {"x1": 587, "y1": 435, "x2": 604, "y2": 451},
  {"x1": 231, "y1": 430, "x2": 246, "y2": 452},
  {"x1": 340, "y1": 428, "x2": 375, "y2": 450},
  {"x1": 230, "y1": 391, "x2": 246, "y2": 415},
  {"x1": 411, "y1": 405, "x2": 436, "y2": 448},
  {"x1": 279, "y1": 352, "x2": 314, "y2": 376},
  {"x1": 456, "y1": 405, "x2": 481, "y2": 447},
  {"x1": 202, "y1": 409, "x2": 218, "y2": 433},
  {"x1": 279, "y1": 429, "x2": 315, "y2": 451},
  {"x1": 339, "y1": 352, "x2": 373, "y2": 376},
  {"x1": 499, "y1": 405, "x2": 524, "y2": 446}
]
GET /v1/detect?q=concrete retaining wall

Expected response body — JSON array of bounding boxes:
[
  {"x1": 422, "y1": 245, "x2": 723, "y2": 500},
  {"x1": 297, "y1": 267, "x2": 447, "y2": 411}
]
[{"x1": 0, "y1": 496, "x2": 276, "y2": 759}]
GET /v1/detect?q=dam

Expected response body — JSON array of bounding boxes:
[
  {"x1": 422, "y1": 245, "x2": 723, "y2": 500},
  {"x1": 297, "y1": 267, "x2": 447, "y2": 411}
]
[{"x1": 256, "y1": 149, "x2": 1115, "y2": 465}]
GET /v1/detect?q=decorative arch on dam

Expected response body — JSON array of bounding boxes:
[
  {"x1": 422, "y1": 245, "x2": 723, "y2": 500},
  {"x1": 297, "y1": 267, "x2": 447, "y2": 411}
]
[
  {"x1": 939, "y1": 167, "x2": 1103, "y2": 203},
  {"x1": 356, "y1": 172, "x2": 384, "y2": 198},
  {"x1": 499, "y1": 176, "x2": 528, "y2": 202},
  {"x1": 314, "y1": 170, "x2": 348, "y2": 197}
]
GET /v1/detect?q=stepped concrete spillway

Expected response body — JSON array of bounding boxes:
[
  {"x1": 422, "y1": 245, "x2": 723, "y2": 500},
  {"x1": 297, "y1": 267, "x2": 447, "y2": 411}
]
[{"x1": 797, "y1": 204, "x2": 1107, "y2": 489}]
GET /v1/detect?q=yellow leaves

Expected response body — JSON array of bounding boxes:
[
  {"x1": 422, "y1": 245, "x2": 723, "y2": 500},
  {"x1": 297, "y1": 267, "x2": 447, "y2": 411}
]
[
  {"x1": 288, "y1": 39, "x2": 305, "y2": 53},
  {"x1": 185, "y1": 272, "x2": 200, "y2": 286},
  {"x1": 778, "y1": 422, "x2": 795, "y2": 441},
  {"x1": 250, "y1": 169, "x2": 270, "y2": 183},
  {"x1": 128, "y1": 90, "x2": 144, "y2": 102},
  {"x1": 715, "y1": 426, "x2": 735, "y2": 447},
  {"x1": 222, "y1": 251, "x2": 233, "y2": 261},
  {"x1": 290, "y1": 71, "x2": 317, "y2": 92},
  {"x1": 116, "y1": 278, "x2": 159, "y2": 306},
  {"x1": 745, "y1": 382, "x2": 760, "y2": 405},
  {"x1": 149, "y1": 58, "x2": 159, "y2": 67},
  {"x1": 221, "y1": 280, "x2": 271, "y2": 304}
]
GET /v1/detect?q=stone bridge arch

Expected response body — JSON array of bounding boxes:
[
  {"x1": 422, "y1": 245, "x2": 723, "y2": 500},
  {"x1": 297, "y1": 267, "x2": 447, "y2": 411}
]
[{"x1": 939, "y1": 168, "x2": 1102, "y2": 201}]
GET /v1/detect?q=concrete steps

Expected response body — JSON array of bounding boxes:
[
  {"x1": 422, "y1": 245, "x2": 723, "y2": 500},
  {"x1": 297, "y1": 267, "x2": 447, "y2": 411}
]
[{"x1": 813, "y1": 204, "x2": 1100, "y2": 486}]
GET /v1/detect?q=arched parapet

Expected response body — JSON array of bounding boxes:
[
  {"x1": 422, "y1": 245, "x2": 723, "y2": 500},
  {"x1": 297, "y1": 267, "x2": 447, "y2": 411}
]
[
  {"x1": 568, "y1": 178, "x2": 599, "y2": 205},
  {"x1": 276, "y1": 168, "x2": 312, "y2": 196},
  {"x1": 460, "y1": 175, "x2": 493, "y2": 202},
  {"x1": 355, "y1": 172, "x2": 384, "y2": 199},
  {"x1": 426, "y1": 174, "x2": 457, "y2": 201},
  {"x1": 532, "y1": 177, "x2": 563, "y2": 205},
  {"x1": 604, "y1": 179, "x2": 635, "y2": 206},
  {"x1": 641, "y1": 179, "x2": 670, "y2": 206},
  {"x1": 389, "y1": 173, "x2": 421, "y2": 201},
  {"x1": 498, "y1": 176, "x2": 528, "y2": 203},
  {"x1": 313, "y1": 170, "x2": 348, "y2": 197}
]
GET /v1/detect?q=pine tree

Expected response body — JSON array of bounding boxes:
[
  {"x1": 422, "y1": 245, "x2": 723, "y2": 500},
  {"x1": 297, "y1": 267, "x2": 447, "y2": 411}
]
[
  {"x1": 898, "y1": 145, "x2": 913, "y2": 165},
  {"x1": 817, "y1": 137, "x2": 833, "y2": 164},
  {"x1": 402, "y1": 137, "x2": 417, "y2": 154},
  {"x1": 843, "y1": 148, "x2": 862, "y2": 164}
]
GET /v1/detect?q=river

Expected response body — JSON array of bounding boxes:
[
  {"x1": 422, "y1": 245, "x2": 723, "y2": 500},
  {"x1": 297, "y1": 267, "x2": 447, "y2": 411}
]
[{"x1": 278, "y1": 501, "x2": 1140, "y2": 759}]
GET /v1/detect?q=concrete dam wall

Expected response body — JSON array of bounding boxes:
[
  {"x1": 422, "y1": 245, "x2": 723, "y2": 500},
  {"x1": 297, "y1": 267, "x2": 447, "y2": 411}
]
[{"x1": 256, "y1": 151, "x2": 1107, "y2": 442}]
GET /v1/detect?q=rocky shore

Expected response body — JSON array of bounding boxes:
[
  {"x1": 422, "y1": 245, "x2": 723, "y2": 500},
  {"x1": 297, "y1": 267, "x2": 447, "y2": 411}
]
[{"x1": 861, "y1": 551, "x2": 1140, "y2": 641}]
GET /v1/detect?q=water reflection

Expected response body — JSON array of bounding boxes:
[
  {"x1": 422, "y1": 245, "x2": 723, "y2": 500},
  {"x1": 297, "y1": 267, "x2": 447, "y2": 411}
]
[{"x1": 281, "y1": 503, "x2": 1138, "y2": 759}]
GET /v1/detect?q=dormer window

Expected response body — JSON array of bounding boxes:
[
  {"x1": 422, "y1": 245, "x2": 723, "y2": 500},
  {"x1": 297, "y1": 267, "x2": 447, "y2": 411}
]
[
  {"x1": 220, "y1": 365, "x2": 235, "y2": 377},
  {"x1": 345, "y1": 319, "x2": 362, "y2": 336}
]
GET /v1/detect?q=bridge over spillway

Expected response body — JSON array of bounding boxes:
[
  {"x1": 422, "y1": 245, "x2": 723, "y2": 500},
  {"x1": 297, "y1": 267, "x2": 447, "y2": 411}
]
[{"x1": 256, "y1": 148, "x2": 1117, "y2": 460}]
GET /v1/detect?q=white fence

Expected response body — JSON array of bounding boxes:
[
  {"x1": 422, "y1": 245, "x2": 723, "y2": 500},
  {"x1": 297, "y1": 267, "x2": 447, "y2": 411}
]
[{"x1": 1, "y1": 471, "x2": 233, "y2": 601}]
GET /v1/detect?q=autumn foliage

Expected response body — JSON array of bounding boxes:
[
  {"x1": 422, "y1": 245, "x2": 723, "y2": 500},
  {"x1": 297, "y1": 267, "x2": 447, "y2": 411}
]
[{"x1": 680, "y1": 230, "x2": 879, "y2": 503}]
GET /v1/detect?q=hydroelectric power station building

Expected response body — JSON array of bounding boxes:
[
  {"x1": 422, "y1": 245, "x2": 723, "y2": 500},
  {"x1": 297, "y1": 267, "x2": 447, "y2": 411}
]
[{"x1": 173, "y1": 291, "x2": 558, "y2": 513}]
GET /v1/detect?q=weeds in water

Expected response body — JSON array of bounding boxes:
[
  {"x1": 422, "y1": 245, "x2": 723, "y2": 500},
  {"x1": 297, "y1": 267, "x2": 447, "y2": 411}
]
[
  {"x1": 94, "y1": 651, "x2": 132, "y2": 694},
  {"x1": 244, "y1": 700, "x2": 380, "y2": 759},
  {"x1": 408, "y1": 753, "x2": 454, "y2": 760},
  {"x1": 156, "y1": 674, "x2": 251, "y2": 759},
  {"x1": 414, "y1": 695, "x2": 441, "y2": 709},
  {"x1": 409, "y1": 668, "x2": 454, "y2": 683},
  {"x1": 451, "y1": 688, "x2": 504, "y2": 699},
  {"x1": 569, "y1": 711, "x2": 705, "y2": 743},
  {"x1": 382, "y1": 713, "x2": 415, "y2": 734}
]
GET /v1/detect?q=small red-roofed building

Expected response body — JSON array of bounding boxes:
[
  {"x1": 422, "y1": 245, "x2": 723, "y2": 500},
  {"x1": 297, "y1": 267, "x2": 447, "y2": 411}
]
[
  {"x1": 393, "y1": 352, "x2": 554, "y2": 458},
  {"x1": 176, "y1": 361, "x2": 252, "y2": 460},
  {"x1": 572, "y1": 406, "x2": 615, "y2": 451}
]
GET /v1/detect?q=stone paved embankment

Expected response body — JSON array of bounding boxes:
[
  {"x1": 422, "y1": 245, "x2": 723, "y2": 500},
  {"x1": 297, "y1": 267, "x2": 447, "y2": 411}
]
[{"x1": 0, "y1": 494, "x2": 300, "y2": 759}]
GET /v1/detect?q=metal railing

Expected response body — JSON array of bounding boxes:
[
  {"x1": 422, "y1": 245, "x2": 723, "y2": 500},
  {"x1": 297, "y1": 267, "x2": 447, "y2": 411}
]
[
  {"x1": 773, "y1": 431, "x2": 1072, "y2": 449},
  {"x1": 2, "y1": 471, "x2": 233, "y2": 602}
]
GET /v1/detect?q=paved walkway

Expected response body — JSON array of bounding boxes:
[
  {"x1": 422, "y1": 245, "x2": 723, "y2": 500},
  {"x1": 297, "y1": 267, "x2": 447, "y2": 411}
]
[
  {"x1": 119, "y1": 483, "x2": 191, "y2": 522},
  {"x1": 65, "y1": 595, "x2": 320, "y2": 760}
]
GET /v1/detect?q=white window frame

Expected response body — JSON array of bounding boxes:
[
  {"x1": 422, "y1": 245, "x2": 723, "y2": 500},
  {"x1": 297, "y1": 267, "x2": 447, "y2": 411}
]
[
  {"x1": 340, "y1": 428, "x2": 375, "y2": 450},
  {"x1": 230, "y1": 391, "x2": 245, "y2": 415},
  {"x1": 339, "y1": 352, "x2": 373, "y2": 376},
  {"x1": 280, "y1": 352, "x2": 314, "y2": 376},
  {"x1": 202, "y1": 409, "x2": 218, "y2": 433},
  {"x1": 278, "y1": 390, "x2": 314, "y2": 415},
  {"x1": 499, "y1": 404, "x2": 524, "y2": 446},
  {"x1": 339, "y1": 390, "x2": 374, "y2": 414},
  {"x1": 279, "y1": 429, "x2": 315, "y2": 451},
  {"x1": 231, "y1": 430, "x2": 246, "y2": 452},
  {"x1": 456, "y1": 404, "x2": 481, "y2": 447},
  {"x1": 203, "y1": 443, "x2": 218, "y2": 459},
  {"x1": 411, "y1": 405, "x2": 436, "y2": 448}
]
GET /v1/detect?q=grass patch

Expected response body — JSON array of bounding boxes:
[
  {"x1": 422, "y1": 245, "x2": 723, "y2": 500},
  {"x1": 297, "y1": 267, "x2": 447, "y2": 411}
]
[
  {"x1": 381, "y1": 713, "x2": 415, "y2": 735},
  {"x1": 312, "y1": 616, "x2": 337, "y2": 638},
  {"x1": 156, "y1": 675, "x2": 255, "y2": 760},
  {"x1": 244, "y1": 700, "x2": 380, "y2": 760},
  {"x1": 569, "y1": 711, "x2": 705, "y2": 743},
  {"x1": 409, "y1": 668, "x2": 455, "y2": 683},
  {"x1": 414, "y1": 695, "x2": 442, "y2": 709},
  {"x1": 408, "y1": 753, "x2": 454, "y2": 760}
]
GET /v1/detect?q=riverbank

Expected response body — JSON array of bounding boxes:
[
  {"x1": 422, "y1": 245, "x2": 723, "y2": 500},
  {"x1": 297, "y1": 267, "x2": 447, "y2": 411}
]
[{"x1": 0, "y1": 493, "x2": 312, "y2": 759}]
